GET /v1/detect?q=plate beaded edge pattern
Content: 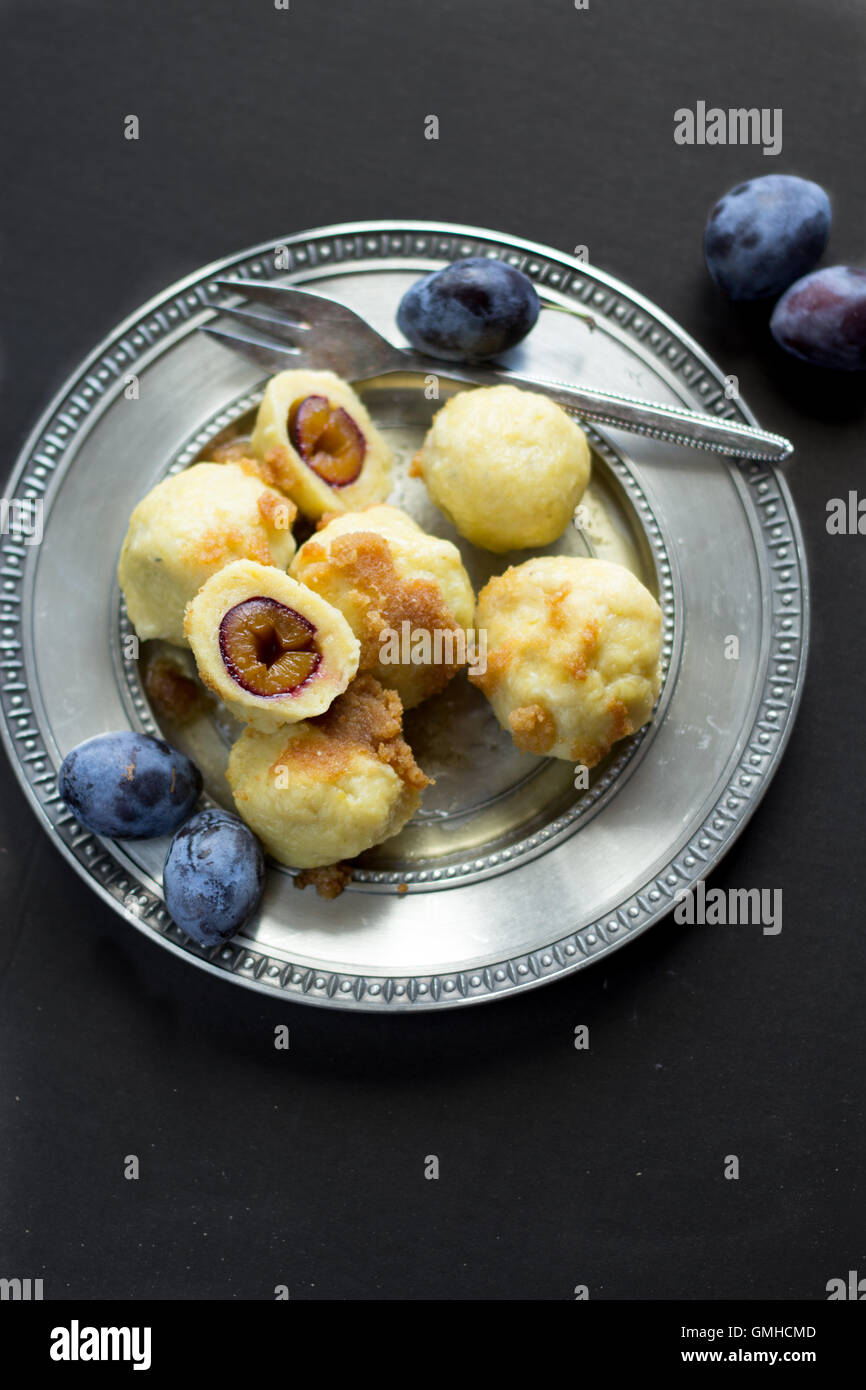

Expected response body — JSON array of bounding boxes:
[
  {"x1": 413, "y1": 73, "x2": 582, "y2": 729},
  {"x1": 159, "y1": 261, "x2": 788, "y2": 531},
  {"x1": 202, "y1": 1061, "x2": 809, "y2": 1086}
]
[{"x1": 0, "y1": 221, "x2": 808, "y2": 1009}]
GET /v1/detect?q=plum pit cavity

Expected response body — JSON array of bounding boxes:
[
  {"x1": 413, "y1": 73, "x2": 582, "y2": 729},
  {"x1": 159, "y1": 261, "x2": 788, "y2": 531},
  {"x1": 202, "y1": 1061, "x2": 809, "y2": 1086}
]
[{"x1": 219, "y1": 597, "x2": 321, "y2": 697}]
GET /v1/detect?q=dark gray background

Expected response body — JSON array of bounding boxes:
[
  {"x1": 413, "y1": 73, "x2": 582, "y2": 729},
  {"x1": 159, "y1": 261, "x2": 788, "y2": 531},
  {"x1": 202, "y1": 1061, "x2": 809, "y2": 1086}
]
[{"x1": 0, "y1": 0, "x2": 863, "y2": 1301}]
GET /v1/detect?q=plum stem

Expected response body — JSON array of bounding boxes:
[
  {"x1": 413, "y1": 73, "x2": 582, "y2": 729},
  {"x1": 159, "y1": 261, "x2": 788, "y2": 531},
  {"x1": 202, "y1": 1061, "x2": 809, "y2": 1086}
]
[{"x1": 540, "y1": 299, "x2": 596, "y2": 331}]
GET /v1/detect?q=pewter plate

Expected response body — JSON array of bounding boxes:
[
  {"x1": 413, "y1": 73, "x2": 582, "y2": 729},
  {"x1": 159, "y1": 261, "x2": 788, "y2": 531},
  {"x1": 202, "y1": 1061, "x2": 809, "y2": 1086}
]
[{"x1": 0, "y1": 221, "x2": 808, "y2": 1010}]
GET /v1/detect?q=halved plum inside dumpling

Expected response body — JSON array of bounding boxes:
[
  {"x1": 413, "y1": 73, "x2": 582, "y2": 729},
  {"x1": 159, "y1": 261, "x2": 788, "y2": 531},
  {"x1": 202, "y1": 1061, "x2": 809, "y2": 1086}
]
[
  {"x1": 250, "y1": 369, "x2": 392, "y2": 520},
  {"x1": 184, "y1": 560, "x2": 359, "y2": 731},
  {"x1": 219, "y1": 597, "x2": 321, "y2": 696}
]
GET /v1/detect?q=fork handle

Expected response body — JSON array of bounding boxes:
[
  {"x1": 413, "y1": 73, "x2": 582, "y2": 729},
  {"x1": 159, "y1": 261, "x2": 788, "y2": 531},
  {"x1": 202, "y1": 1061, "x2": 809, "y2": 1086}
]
[{"x1": 413, "y1": 362, "x2": 793, "y2": 463}]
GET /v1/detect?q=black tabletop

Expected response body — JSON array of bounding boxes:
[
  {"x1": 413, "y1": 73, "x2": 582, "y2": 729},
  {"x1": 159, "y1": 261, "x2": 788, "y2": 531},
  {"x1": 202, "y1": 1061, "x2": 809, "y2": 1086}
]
[{"x1": 1, "y1": 0, "x2": 864, "y2": 1302}]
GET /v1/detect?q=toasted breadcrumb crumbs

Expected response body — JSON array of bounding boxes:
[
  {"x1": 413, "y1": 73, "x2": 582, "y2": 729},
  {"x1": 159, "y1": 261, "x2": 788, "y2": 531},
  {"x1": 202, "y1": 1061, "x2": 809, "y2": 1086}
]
[
  {"x1": 269, "y1": 674, "x2": 431, "y2": 791},
  {"x1": 299, "y1": 530, "x2": 462, "y2": 697},
  {"x1": 294, "y1": 862, "x2": 353, "y2": 899}
]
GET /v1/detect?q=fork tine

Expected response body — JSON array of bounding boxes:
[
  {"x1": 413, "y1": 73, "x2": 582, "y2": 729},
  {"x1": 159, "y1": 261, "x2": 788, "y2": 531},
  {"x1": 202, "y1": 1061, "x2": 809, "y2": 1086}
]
[
  {"x1": 211, "y1": 279, "x2": 357, "y2": 322},
  {"x1": 202, "y1": 323, "x2": 300, "y2": 371},
  {"x1": 207, "y1": 279, "x2": 404, "y2": 380},
  {"x1": 212, "y1": 301, "x2": 310, "y2": 345}
]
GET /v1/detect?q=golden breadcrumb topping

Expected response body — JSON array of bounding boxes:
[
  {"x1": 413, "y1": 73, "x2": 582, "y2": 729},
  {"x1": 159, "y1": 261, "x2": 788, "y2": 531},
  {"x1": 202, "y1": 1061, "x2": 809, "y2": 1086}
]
[
  {"x1": 257, "y1": 488, "x2": 298, "y2": 532},
  {"x1": 261, "y1": 446, "x2": 295, "y2": 495},
  {"x1": 468, "y1": 641, "x2": 512, "y2": 697},
  {"x1": 299, "y1": 530, "x2": 462, "y2": 696},
  {"x1": 269, "y1": 674, "x2": 430, "y2": 791},
  {"x1": 508, "y1": 702, "x2": 557, "y2": 755},
  {"x1": 208, "y1": 437, "x2": 257, "y2": 466},
  {"x1": 181, "y1": 526, "x2": 272, "y2": 569},
  {"x1": 564, "y1": 620, "x2": 601, "y2": 682}
]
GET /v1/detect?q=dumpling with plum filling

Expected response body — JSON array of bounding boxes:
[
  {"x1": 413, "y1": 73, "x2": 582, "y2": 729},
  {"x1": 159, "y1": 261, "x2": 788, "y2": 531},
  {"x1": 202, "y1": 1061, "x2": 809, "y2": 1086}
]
[
  {"x1": 251, "y1": 369, "x2": 392, "y2": 520},
  {"x1": 184, "y1": 559, "x2": 359, "y2": 732}
]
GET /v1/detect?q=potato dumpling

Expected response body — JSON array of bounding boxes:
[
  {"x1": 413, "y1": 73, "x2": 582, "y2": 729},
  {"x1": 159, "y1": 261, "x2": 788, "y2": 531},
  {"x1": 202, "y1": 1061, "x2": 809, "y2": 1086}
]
[
  {"x1": 184, "y1": 560, "x2": 359, "y2": 732},
  {"x1": 250, "y1": 369, "x2": 392, "y2": 520},
  {"x1": 290, "y1": 504, "x2": 476, "y2": 710},
  {"x1": 471, "y1": 556, "x2": 662, "y2": 765},
  {"x1": 411, "y1": 384, "x2": 591, "y2": 552},
  {"x1": 118, "y1": 462, "x2": 297, "y2": 646},
  {"x1": 226, "y1": 674, "x2": 429, "y2": 868}
]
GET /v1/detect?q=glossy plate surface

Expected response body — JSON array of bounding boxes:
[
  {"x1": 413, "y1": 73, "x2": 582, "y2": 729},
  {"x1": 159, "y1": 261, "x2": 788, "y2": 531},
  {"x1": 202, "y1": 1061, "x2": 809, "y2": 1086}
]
[{"x1": 0, "y1": 221, "x2": 808, "y2": 1009}]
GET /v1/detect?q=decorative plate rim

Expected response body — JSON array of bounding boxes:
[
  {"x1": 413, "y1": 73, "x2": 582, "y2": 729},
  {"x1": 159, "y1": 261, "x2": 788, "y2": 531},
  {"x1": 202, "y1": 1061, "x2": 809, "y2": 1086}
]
[{"x1": 0, "y1": 220, "x2": 809, "y2": 1010}]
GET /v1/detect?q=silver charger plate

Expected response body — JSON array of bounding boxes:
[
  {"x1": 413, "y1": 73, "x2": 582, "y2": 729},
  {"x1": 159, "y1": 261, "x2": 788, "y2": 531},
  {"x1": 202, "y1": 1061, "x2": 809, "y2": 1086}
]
[{"x1": 0, "y1": 221, "x2": 808, "y2": 1010}]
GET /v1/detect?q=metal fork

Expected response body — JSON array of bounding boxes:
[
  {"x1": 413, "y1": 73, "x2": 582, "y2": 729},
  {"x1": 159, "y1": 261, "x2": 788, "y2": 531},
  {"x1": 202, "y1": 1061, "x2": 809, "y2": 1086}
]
[{"x1": 203, "y1": 281, "x2": 794, "y2": 463}]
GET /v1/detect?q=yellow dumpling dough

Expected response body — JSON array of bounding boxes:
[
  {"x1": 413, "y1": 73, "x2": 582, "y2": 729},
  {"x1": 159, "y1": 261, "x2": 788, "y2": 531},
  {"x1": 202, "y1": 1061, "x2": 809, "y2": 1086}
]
[
  {"x1": 118, "y1": 463, "x2": 297, "y2": 646},
  {"x1": 226, "y1": 674, "x2": 429, "y2": 868},
  {"x1": 471, "y1": 556, "x2": 662, "y2": 765},
  {"x1": 412, "y1": 384, "x2": 591, "y2": 552},
  {"x1": 184, "y1": 560, "x2": 359, "y2": 732},
  {"x1": 290, "y1": 504, "x2": 476, "y2": 709},
  {"x1": 250, "y1": 369, "x2": 392, "y2": 520}
]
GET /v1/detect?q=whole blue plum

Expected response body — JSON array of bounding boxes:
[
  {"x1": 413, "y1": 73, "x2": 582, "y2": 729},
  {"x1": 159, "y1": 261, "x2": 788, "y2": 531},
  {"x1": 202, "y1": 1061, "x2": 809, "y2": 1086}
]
[
  {"x1": 58, "y1": 730, "x2": 202, "y2": 838},
  {"x1": 770, "y1": 265, "x2": 866, "y2": 371},
  {"x1": 704, "y1": 174, "x2": 831, "y2": 300},
  {"x1": 396, "y1": 257, "x2": 540, "y2": 361},
  {"x1": 163, "y1": 808, "x2": 264, "y2": 946}
]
